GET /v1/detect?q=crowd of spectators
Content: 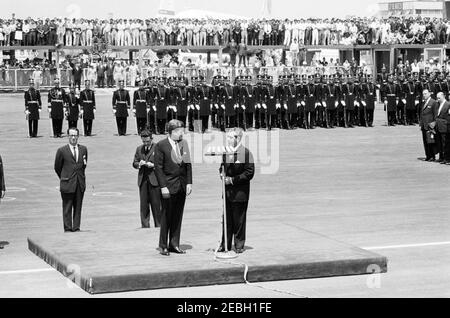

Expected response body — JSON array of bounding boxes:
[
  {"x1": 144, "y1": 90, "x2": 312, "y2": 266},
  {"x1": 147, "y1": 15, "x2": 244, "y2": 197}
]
[{"x1": 2, "y1": 16, "x2": 450, "y2": 48}]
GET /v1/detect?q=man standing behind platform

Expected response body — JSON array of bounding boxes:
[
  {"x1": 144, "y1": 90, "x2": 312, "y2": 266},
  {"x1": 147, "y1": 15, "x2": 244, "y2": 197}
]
[
  {"x1": 154, "y1": 120, "x2": 192, "y2": 256},
  {"x1": 54, "y1": 127, "x2": 88, "y2": 232},
  {"x1": 218, "y1": 128, "x2": 254, "y2": 254},
  {"x1": 420, "y1": 89, "x2": 438, "y2": 162},
  {"x1": 133, "y1": 129, "x2": 162, "y2": 228}
]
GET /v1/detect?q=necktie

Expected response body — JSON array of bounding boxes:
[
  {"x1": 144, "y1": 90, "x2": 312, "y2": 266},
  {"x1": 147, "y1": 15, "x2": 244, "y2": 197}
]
[
  {"x1": 73, "y1": 146, "x2": 78, "y2": 162},
  {"x1": 176, "y1": 142, "x2": 182, "y2": 164}
]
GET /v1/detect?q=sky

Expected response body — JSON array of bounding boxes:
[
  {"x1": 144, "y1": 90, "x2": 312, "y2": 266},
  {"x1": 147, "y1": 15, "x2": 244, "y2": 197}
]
[{"x1": 2, "y1": 0, "x2": 380, "y2": 19}]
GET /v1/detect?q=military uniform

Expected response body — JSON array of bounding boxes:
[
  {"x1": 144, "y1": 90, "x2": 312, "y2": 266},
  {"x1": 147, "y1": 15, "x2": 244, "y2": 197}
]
[
  {"x1": 112, "y1": 84, "x2": 131, "y2": 136},
  {"x1": 65, "y1": 89, "x2": 80, "y2": 129},
  {"x1": 133, "y1": 87, "x2": 150, "y2": 135},
  {"x1": 79, "y1": 87, "x2": 96, "y2": 136},
  {"x1": 24, "y1": 83, "x2": 42, "y2": 137},
  {"x1": 48, "y1": 85, "x2": 67, "y2": 137}
]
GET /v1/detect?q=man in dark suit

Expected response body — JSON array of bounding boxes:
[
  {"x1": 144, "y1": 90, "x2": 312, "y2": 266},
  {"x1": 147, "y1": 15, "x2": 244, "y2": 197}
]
[
  {"x1": 54, "y1": 127, "x2": 88, "y2": 232},
  {"x1": 133, "y1": 129, "x2": 162, "y2": 228},
  {"x1": 0, "y1": 155, "x2": 5, "y2": 203},
  {"x1": 72, "y1": 62, "x2": 83, "y2": 91},
  {"x1": 96, "y1": 62, "x2": 106, "y2": 88},
  {"x1": 154, "y1": 120, "x2": 192, "y2": 256},
  {"x1": 218, "y1": 128, "x2": 255, "y2": 254},
  {"x1": 434, "y1": 92, "x2": 450, "y2": 164},
  {"x1": 420, "y1": 89, "x2": 438, "y2": 162}
]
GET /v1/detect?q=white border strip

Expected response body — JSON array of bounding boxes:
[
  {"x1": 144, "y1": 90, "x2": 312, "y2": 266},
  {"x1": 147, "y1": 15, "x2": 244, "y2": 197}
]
[
  {"x1": 363, "y1": 241, "x2": 450, "y2": 250},
  {"x1": 0, "y1": 268, "x2": 54, "y2": 275}
]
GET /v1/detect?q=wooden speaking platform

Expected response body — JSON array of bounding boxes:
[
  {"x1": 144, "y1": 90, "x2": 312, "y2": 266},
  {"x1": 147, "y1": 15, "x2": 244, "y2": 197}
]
[{"x1": 27, "y1": 222, "x2": 387, "y2": 294}]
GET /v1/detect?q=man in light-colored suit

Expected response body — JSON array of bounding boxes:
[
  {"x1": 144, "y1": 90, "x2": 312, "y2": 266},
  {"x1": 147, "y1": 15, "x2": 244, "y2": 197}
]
[{"x1": 54, "y1": 127, "x2": 88, "y2": 232}]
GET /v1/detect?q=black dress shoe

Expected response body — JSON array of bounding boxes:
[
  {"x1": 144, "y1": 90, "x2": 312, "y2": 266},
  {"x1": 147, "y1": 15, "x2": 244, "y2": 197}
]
[
  {"x1": 235, "y1": 248, "x2": 244, "y2": 254},
  {"x1": 160, "y1": 248, "x2": 170, "y2": 256},
  {"x1": 169, "y1": 246, "x2": 186, "y2": 254},
  {"x1": 428, "y1": 158, "x2": 436, "y2": 162},
  {"x1": 217, "y1": 246, "x2": 226, "y2": 253}
]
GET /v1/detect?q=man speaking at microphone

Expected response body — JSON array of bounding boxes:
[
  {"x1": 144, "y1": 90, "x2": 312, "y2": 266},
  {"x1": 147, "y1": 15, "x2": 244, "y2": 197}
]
[
  {"x1": 218, "y1": 128, "x2": 255, "y2": 254},
  {"x1": 154, "y1": 120, "x2": 192, "y2": 256}
]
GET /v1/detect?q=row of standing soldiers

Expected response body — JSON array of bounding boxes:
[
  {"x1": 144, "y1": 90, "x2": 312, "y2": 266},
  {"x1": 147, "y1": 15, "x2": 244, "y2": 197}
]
[
  {"x1": 125, "y1": 69, "x2": 380, "y2": 135},
  {"x1": 379, "y1": 72, "x2": 450, "y2": 126}
]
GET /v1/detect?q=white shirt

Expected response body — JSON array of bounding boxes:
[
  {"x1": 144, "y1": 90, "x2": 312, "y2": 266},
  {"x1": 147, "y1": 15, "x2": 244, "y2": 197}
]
[
  {"x1": 168, "y1": 137, "x2": 182, "y2": 160},
  {"x1": 438, "y1": 101, "x2": 445, "y2": 116},
  {"x1": 69, "y1": 144, "x2": 79, "y2": 162}
]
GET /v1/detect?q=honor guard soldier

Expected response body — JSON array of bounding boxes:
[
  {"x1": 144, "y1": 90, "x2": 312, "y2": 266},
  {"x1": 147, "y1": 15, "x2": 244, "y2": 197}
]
[
  {"x1": 415, "y1": 72, "x2": 424, "y2": 124},
  {"x1": 155, "y1": 76, "x2": 170, "y2": 134},
  {"x1": 315, "y1": 74, "x2": 326, "y2": 128},
  {"x1": 133, "y1": 80, "x2": 150, "y2": 135},
  {"x1": 243, "y1": 69, "x2": 256, "y2": 129},
  {"x1": 174, "y1": 76, "x2": 190, "y2": 128},
  {"x1": 361, "y1": 74, "x2": 376, "y2": 127},
  {"x1": 234, "y1": 69, "x2": 247, "y2": 130},
  {"x1": 343, "y1": 75, "x2": 358, "y2": 128},
  {"x1": 188, "y1": 70, "x2": 204, "y2": 131},
  {"x1": 167, "y1": 72, "x2": 178, "y2": 122},
  {"x1": 396, "y1": 73, "x2": 407, "y2": 125},
  {"x1": 296, "y1": 74, "x2": 307, "y2": 129},
  {"x1": 65, "y1": 83, "x2": 80, "y2": 129},
  {"x1": 404, "y1": 73, "x2": 417, "y2": 126},
  {"x1": 424, "y1": 73, "x2": 437, "y2": 100},
  {"x1": 353, "y1": 75, "x2": 362, "y2": 126},
  {"x1": 324, "y1": 74, "x2": 339, "y2": 129},
  {"x1": 79, "y1": 80, "x2": 96, "y2": 136},
  {"x1": 265, "y1": 79, "x2": 278, "y2": 130},
  {"x1": 24, "y1": 78, "x2": 42, "y2": 138},
  {"x1": 112, "y1": 79, "x2": 131, "y2": 136},
  {"x1": 220, "y1": 81, "x2": 237, "y2": 129},
  {"x1": 211, "y1": 68, "x2": 226, "y2": 129},
  {"x1": 197, "y1": 80, "x2": 211, "y2": 133},
  {"x1": 144, "y1": 70, "x2": 158, "y2": 133},
  {"x1": 48, "y1": 77, "x2": 67, "y2": 138},
  {"x1": 304, "y1": 75, "x2": 317, "y2": 129},
  {"x1": 440, "y1": 72, "x2": 449, "y2": 100},
  {"x1": 382, "y1": 74, "x2": 398, "y2": 126}
]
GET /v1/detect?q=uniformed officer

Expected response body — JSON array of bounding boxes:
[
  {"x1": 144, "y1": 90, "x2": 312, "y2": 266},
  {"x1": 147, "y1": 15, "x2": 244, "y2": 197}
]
[
  {"x1": 324, "y1": 74, "x2": 339, "y2": 128},
  {"x1": 197, "y1": 81, "x2": 211, "y2": 133},
  {"x1": 155, "y1": 76, "x2": 169, "y2": 134},
  {"x1": 382, "y1": 74, "x2": 398, "y2": 126},
  {"x1": 24, "y1": 78, "x2": 42, "y2": 138},
  {"x1": 65, "y1": 83, "x2": 80, "y2": 129},
  {"x1": 403, "y1": 73, "x2": 417, "y2": 126},
  {"x1": 304, "y1": 75, "x2": 316, "y2": 129},
  {"x1": 79, "y1": 80, "x2": 96, "y2": 136},
  {"x1": 48, "y1": 77, "x2": 66, "y2": 138},
  {"x1": 361, "y1": 74, "x2": 376, "y2": 127},
  {"x1": 396, "y1": 73, "x2": 407, "y2": 125},
  {"x1": 133, "y1": 79, "x2": 150, "y2": 135},
  {"x1": 112, "y1": 79, "x2": 131, "y2": 136}
]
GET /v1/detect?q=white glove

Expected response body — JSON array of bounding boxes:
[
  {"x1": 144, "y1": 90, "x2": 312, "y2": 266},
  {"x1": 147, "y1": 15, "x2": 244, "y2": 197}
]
[
  {"x1": 38, "y1": 109, "x2": 41, "y2": 112},
  {"x1": 256, "y1": 103, "x2": 261, "y2": 109},
  {"x1": 296, "y1": 102, "x2": 300, "y2": 107},
  {"x1": 361, "y1": 101, "x2": 367, "y2": 107},
  {"x1": 354, "y1": 101, "x2": 359, "y2": 107},
  {"x1": 93, "y1": 109, "x2": 96, "y2": 113},
  {"x1": 242, "y1": 105, "x2": 246, "y2": 110},
  {"x1": 276, "y1": 103, "x2": 281, "y2": 109},
  {"x1": 214, "y1": 103, "x2": 219, "y2": 109},
  {"x1": 322, "y1": 102, "x2": 327, "y2": 108},
  {"x1": 415, "y1": 100, "x2": 419, "y2": 105},
  {"x1": 234, "y1": 104, "x2": 238, "y2": 109},
  {"x1": 283, "y1": 103, "x2": 288, "y2": 110},
  {"x1": 384, "y1": 100, "x2": 388, "y2": 105},
  {"x1": 335, "y1": 101, "x2": 338, "y2": 107},
  {"x1": 195, "y1": 105, "x2": 200, "y2": 110},
  {"x1": 24, "y1": 110, "x2": 30, "y2": 115},
  {"x1": 221, "y1": 104, "x2": 225, "y2": 109},
  {"x1": 173, "y1": 107, "x2": 177, "y2": 113},
  {"x1": 152, "y1": 106, "x2": 156, "y2": 111},
  {"x1": 132, "y1": 109, "x2": 136, "y2": 113},
  {"x1": 113, "y1": 109, "x2": 117, "y2": 114},
  {"x1": 342, "y1": 101, "x2": 346, "y2": 106},
  {"x1": 262, "y1": 103, "x2": 267, "y2": 109},
  {"x1": 48, "y1": 107, "x2": 52, "y2": 113},
  {"x1": 396, "y1": 99, "x2": 399, "y2": 105},
  {"x1": 301, "y1": 101, "x2": 305, "y2": 106},
  {"x1": 402, "y1": 99, "x2": 406, "y2": 104}
]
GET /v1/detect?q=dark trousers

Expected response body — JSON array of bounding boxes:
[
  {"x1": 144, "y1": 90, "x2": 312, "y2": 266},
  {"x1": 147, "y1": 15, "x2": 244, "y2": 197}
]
[
  {"x1": 200, "y1": 115, "x2": 209, "y2": 133},
  {"x1": 406, "y1": 109, "x2": 415, "y2": 125},
  {"x1": 221, "y1": 200, "x2": 248, "y2": 250},
  {"x1": 305, "y1": 110, "x2": 315, "y2": 128},
  {"x1": 97, "y1": 75, "x2": 105, "y2": 88},
  {"x1": 445, "y1": 132, "x2": 450, "y2": 161},
  {"x1": 367, "y1": 109, "x2": 374, "y2": 126},
  {"x1": 136, "y1": 117, "x2": 147, "y2": 135},
  {"x1": 68, "y1": 120, "x2": 78, "y2": 130},
  {"x1": 159, "y1": 191, "x2": 186, "y2": 249},
  {"x1": 157, "y1": 119, "x2": 166, "y2": 134},
  {"x1": 116, "y1": 117, "x2": 127, "y2": 135},
  {"x1": 83, "y1": 119, "x2": 93, "y2": 136},
  {"x1": 246, "y1": 112, "x2": 254, "y2": 128},
  {"x1": 28, "y1": 119, "x2": 38, "y2": 137},
  {"x1": 139, "y1": 179, "x2": 162, "y2": 228},
  {"x1": 147, "y1": 114, "x2": 156, "y2": 133},
  {"x1": 61, "y1": 185, "x2": 84, "y2": 232},
  {"x1": 346, "y1": 110, "x2": 355, "y2": 127},
  {"x1": 422, "y1": 129, "x2": 436, "y2": 160},
  {"x1": 388, "y1": 111, "x2": 396, "y2": 126},
  {"x1": 52, "y1": 118, "x2": 63, "y2": 137},
  {"x1": 107, "y1": 75, "x2": 114, "y2": 88},
  {"x1": 436, "y1": 131, "x2": 447, "y2": 160}
]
